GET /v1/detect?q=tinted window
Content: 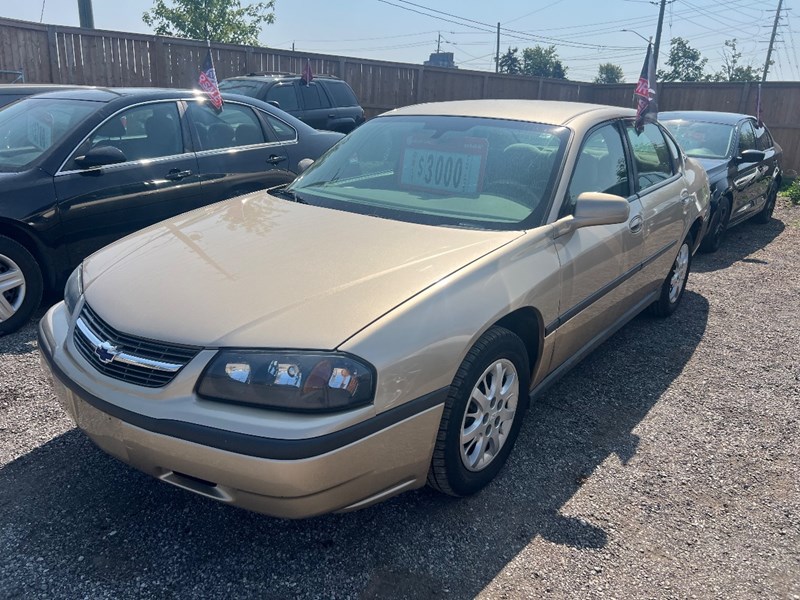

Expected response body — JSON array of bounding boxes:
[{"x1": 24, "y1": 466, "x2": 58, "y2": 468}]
[
  {"x1": 263, "y1": 113, "x2": 297, "y2": 142},
  {"x1": 266, "y1": 84, "x2": 299, "y2": 111},
  {"x1": 754, "y1": 122, "x2": 773, "y2": 151},
  {"x1": 298, "y1": 82, "x2": 331, "y2": 110},
  {"x1": 218, "y1": 79, "x2": 264, "y2": 99},
  {"x1": 567, "y1": 123, "x2": 630, "y2": 213},
  {"x1": 286, "y1": 115, "x2": 569, "y2": 230},
  {"x1": 738, "y1": 121, "x2": 757, "y2": 152},
  {"x1": 0, "y1": 98, "x2": 96, "y2": 171},
  {"x1": 625, "y1": 122, "x2": 674, "y2": 192},
  {"x1": 323, "y1": 80, "x2": 358, "y2": 107},
  {"x1": 188, "y1": 102, "x2": 266, "y2": 150},
  {"x1": 69, "y1": 102, "x2": 183, "y2": 169}
]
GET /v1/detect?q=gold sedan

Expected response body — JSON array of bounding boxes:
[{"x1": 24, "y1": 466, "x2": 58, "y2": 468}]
[{"x1": 39, "y1": 100, "x2": 710, "y2": 518}]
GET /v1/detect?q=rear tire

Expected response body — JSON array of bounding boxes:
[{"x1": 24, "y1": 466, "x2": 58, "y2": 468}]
[
  {"x1": 427, "y1": 326, "x2": 530, "y2": 497},
  {"x1": 0, "y1": 235, "x2": 43, "y2": 336},
  {"x1": 699, "y1": 197, "x2": 730, "y2": 253},
  {"x1": 650, "y1": 233, "x2": 693, "y2": 318}
]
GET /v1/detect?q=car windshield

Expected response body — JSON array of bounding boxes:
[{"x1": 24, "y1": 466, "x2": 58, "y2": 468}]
[
  {"x1": 0, "y1": 97, "x2": 97, "y2": 171},
  {"x1": 285, "y1": 115, "x2": 569, "y2": 230},
  {"x1": 661, "y1": 119, "x2": 734, "y2": 160}
]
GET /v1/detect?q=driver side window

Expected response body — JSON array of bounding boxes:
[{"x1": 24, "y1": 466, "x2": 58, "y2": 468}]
[{"x1": 565, "y1": 123, "x2": 630, "y2": 215}]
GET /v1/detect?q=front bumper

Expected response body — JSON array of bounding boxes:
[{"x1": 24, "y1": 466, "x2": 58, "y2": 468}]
[{"x1": 38, "y1": 303, "x2": 445, "y2": 519}]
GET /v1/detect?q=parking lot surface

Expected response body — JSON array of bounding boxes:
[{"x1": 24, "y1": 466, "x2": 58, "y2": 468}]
[{"x1": 1, "y1": 202, "x2": 798, "y2": 599}]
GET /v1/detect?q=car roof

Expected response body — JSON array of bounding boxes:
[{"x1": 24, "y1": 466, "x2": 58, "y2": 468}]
[
  {"x1": 659, "y1": 110, "x2": 751, "y2": 125},
  {"x1": 383, "y1": 100, "x2": 636, "y2": 127},
  {"x1": 27, "y1": 87, "x2": 211, "y2": 102}
]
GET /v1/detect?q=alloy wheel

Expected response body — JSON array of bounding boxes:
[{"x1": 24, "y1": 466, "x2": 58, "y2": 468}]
[
  {"x1": 0, "y1": 253, "x2": 26, "y2": 323},
  {"x1": 668, "y1": 242, "x2": 690, "y2": 304},
  {"x1": 459, "y1": 358, "x2": 519, "y2": 472}
]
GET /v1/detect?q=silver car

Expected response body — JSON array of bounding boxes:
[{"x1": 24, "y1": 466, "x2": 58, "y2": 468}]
[{"x1": 39, "y1": 100, "x2": 710, "y2": 518}]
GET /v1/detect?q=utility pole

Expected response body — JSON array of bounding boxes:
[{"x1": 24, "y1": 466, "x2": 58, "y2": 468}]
[
  {"x1": 652, "y1": 0, "x2": 667, "y2": 69},
  {"x1": 762, "y1": 0, "x2": 783, "y2": 82},
  {"x1": 77, "y1": 0, "x2": 94, "y2": 29},
  {"x1": 436, "y1": 32, "x2": 441, "y2": 54},
  {"x1": 495, "y1": 22, "x2": 500, "y2": 73}
]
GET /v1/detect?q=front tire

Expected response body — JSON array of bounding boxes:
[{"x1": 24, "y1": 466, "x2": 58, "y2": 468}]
[
  {"x1": 0, "y1": 236, "x2": 43, "y2": 336},
  {"x1": 427, "y1": 326, "x2": 530, "y2": 497},
  {"x1": 699, "y1": 197, "x2": 730, "y2": 253},
  {"x1": 650, "y1": 233, "x2": 693, "y2": 318},
  {"x1": 753, "y1": 181, "x2": 778, "y2": 224}
]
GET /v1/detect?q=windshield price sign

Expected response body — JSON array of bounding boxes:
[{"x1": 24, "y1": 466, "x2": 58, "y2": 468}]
[
  {"x1": 399, "y1": 136, "x2": 488, "y2": 196},
  {"x1": 27, "y1": 112, "x2": 54, "y2": 151}
]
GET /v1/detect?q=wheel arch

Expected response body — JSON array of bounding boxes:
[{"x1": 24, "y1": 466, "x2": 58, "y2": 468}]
[
  {"x1": 0, "y1": 219, "x2": 55, "y2": 291},
  {"x1": 492, "y1": 306, "x2": 543, "y2": 383}
]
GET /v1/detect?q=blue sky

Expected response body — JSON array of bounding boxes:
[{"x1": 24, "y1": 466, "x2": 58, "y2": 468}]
[{"x1": 1, "y1": 0, "x2": 796, "y2": 81}]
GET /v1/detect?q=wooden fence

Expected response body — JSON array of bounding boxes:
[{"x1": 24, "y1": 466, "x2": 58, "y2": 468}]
[{"x1": 2, "y1": 16, "x2": 799, "y2": 172}]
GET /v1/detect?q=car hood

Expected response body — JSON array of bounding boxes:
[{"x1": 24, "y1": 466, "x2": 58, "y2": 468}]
[{"x1": 82, "y1": 192, "x2": 522, "y2": 349}]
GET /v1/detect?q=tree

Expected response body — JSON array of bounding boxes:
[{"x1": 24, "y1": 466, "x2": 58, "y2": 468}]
[
  {"x1": 143, "y1": 0, "x2": 276, "y2": 45},
  {"x1": 657, "y1": 37, "x2": 707, "y2": 82},
  {"x1": 594, "y1": 63, "x2": 624, "y2": 84},
  {"x1": 522, "y1": 45, "x2": 567, "y2": 79},
  {"x1": 497, "y1": 47, "x2": 522, "y2": 75},
  {"x1": 711, "y1": 39, "x2": 762, "y2": 82}
]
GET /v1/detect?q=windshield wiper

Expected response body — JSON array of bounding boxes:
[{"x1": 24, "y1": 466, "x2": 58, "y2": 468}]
[{"x1": 272, "y1": 187, "x2": 307, "y2": 204}]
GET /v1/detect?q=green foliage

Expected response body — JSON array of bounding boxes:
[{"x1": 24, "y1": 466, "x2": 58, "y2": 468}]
[
  {"x1": 522, "y1": 45, "x2": 567, "y2": 79},
  {"x1": 782, "y1": 179, "x2": 800, "y2": 205},
  {"x1": 707, "y1": 39, "x2": 762, "y2": 82},
  {"x1": 594, "y1": 63, "x2": 624, "y2": 84},
  {"x1": 497, "y1": 47, "x2": 522, "y2": 75},
  {"x1": 143, "y1": 0, "x2": 276, "y2": 45},
  {"x1": 657, "y1": 37, "x2": 707, "y2": 82}
]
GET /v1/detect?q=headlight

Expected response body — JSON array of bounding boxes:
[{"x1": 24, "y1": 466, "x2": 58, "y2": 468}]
[
  {"x1": 197, "y1": 351, "x2": 375, "y2": 412},
  {"x1": 64, "y1": 266, "x2": 83, "y2": 315}
]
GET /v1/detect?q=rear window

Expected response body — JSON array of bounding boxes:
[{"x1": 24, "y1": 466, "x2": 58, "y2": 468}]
[
  {"x1": 218, "y1": 80, "x2": 264, "y2": 99},
  {"x1": 323, "y1": 80, "x2": 359, "y2": 107}
]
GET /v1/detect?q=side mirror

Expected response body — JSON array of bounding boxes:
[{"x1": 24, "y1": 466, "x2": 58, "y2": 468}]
[
  {"x1": 74, "y1": 146, "x2": 127, "y2": 169},
  {"x1": 267, "y1": 100, "x2": 280, "y2": 109},
  {"x1": 554, "y1": 192, "x2": 630, "y2": 237},
  {"x1": 735, "y1": 149, "x2": 765, "y2": 164},
  {"x1": 297, "y1": 158, "x2": 314, "y2": 174}
]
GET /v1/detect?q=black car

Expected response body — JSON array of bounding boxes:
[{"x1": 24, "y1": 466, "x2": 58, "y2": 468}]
[
  {"x1": 219, "y1": 74, "x2": 366, "y2": 133},
  {"x1": 661, "y1": 111, "x2": 782, "y2": 253},
  {"x1": 0, "y1": 87, "x2": 343, "y2": 334}
]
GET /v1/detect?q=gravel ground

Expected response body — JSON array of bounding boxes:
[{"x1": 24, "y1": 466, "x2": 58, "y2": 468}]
[{"x1": 1, "y1": 201, "x2": 798, "y2": 600}]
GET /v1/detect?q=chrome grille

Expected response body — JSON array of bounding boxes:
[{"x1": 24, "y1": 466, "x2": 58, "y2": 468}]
[{"x1": 73, "y1": 303, "x2": 201, "y2": 388}]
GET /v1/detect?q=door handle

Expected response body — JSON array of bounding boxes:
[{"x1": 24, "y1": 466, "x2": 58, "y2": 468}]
[
  {"x1": 165, "y1": 169, "x2": 192, "y2": 181},
  {"x1": 328, "y1": 114, "x2": 336, "y2": 118},
  {"x1": 680, "y1": 189, "x2": 692, "y2": 205},
  {"x1": 628, "y1": 215, "x2": 643, "y2": 234},
  {"x1": 267, "y1": 155, "x2": 287, "y2": 165}
]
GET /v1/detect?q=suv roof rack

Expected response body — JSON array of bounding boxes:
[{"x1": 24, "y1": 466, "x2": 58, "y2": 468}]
[{"x1": 244, "y1": 72, "x2": 342, "y2": 80}]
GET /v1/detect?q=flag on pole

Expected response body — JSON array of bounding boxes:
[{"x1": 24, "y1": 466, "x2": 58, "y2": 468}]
[
  {"x1": 301, "y1": 59, "x2": 313, "y2": 85},
  {"x1": 198, "y1": 48, "x2": 224, "y2": 111},
  {"x1": 755, "y1": 83, "x2": 763, "y2": 127},
  {"x1": 634, "y1": 43, "x2": 658, "y2": 133}
]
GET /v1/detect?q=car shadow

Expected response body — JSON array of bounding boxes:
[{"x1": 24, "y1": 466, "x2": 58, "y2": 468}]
[
  {"x1": 0, "y1": 292, "x2": 709, "y2": 599},
  {"x1": 693, "y1": 216, "x2": 784, "y2": 273}
]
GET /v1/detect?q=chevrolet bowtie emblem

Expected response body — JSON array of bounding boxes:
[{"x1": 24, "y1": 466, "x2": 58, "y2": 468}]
[{"x1": 94, "y1": 340, "x2": 120, "y2": 364}]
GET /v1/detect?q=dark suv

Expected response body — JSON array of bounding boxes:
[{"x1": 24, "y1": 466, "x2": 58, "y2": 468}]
[{"x1": 219, "y1": 74, "x2": 365, "y2": 133}]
